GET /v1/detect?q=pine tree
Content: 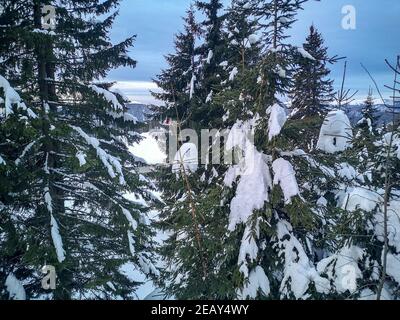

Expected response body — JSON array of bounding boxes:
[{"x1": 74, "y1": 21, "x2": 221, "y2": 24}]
[
  {"x1": 152, "y1": 6, "x2": 200, "y2": 125},
  {"x1": 291, "y1": 25, "x2": 335, "y2": 119},
  {"x1": 0, "y1": 0, "x2": 157, "y2": 300},
  {"x1": 216, "y1": 0, "x2": 349, "y2": 299},
  {"x1": 190, "y1": 0, "x2": 228, "y2": 128}
]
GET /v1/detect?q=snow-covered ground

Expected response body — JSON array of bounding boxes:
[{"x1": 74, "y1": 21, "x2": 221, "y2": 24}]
[
  {"x1": 127, "y1": 131, "x2": 169, "y2": 299},
  {"x1": 129, "y1": 132, "x2": 166, "y2": 165}
]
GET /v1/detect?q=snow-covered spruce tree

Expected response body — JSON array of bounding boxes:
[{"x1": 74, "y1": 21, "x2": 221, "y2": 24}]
[
  {"x1": 0, "y1": 0, "x2": 157, "y2": 300},
  {"x1": 352, "y1": 90, "x2": 380, "y2": 185},
  {"x1": 315, "y1": 59, "x2": 400, "y2": 300},
  {"x1": 154, "y1": 0, "x2": 244, "y2": 300},
  {"x1": 189, "y1": 0, "x2": 228, "y2": 129},
  {"x1": 291, "y1": 25, "x2": 335, "y2": 120},
  {"x1": 212, "y1": 0, "x2": 357, "y2": 299}
]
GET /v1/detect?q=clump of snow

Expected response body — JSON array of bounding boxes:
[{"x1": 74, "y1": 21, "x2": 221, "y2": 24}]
[
  {"x1": 317, "y1": 110, "x2": 353, "y2": 153},
  {"x1": 127, "y1": 230, "x2": 136, "y2": 256},
  {"x1": 50, "y1": 213, "x2": 66, "y2": 263},
  {"x1": 298, "y1": 47, "x2": 316, "y2": 60},
  {"x1": 272, "y1": 158, "x2": 300, "y2": 204},
  {"x1": 238, "y1": 266, "x2": 270, "y2": 299},
  {"x1": 229, "y1": 67, "x2": 238, "y2": 81},
  {"x1": 224, "y1": 119, "x2": 272, "y2": 231},
  {"x1": 336, "y1": 162, "x2": 358, "y2": 181},
  {"x1": 375, "y1": 132, "x2": 400, "y2": 160},
  {"x1": 277, "y1": 220, "x2": 330, "y2": 299},
  {"x1": 0, "y1": 154, "x2": 5, "y2": 165},
  {"x1": 267, "y1": 103, "x2": 287, "y2": 141},
  {"x1": 317, "y1": 245, "x2": 365, "y2": 294},
  {"x1": 172, "y1": 143, "x2": 198, "y2": 175},
  {"x1": 226, "y1": 147, "x2": 271, "y2": 231},
  {"x1": 129, "y1": 132, "x2": 166, "y2": 165},
  {"x1": 219, "y1": 61, "x2": 228, "y2": 68},
  {"x1": 206, "y1": 50, "x2": 213, "y2": 64},
  {"x1": 248, "y1": 34, "x2": 258, "y2": 45},
  {"x1": 5, "y1": 274, "x2": 26, "y2": 300},
  {"x1": 121, "y1": 207, "x2": 138, "y2": 231},
  {"x1": 276, "y1": 65, "x2": 286, "y2": 78},
  {"x1": 341, "y1": 187, "x2": 382, "y2": 212},
  {"x1": 138, "y1": 253, "x2": 160, "y2": 277},
  {"x1": 76, "y1": 151, "x2": 87, "y2": 167}
]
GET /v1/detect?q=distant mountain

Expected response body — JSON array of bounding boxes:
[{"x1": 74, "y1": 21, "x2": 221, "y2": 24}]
[
  {"x1": 126, "y1": 103, "x2": 152, "y2": 122},
  {"x1": 343, "y1": 102, "x2": 400, "y2": 126},
  {"x1": 127, "y1": 101, "x2": 400, "y2": 129}
]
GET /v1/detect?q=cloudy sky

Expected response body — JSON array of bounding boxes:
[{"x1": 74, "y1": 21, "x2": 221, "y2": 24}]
[{"x1": 107, "y1": 0, "x2": 400, "y2": 104}]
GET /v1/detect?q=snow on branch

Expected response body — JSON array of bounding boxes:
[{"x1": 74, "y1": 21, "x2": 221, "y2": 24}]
[
  {"x1": 50, "y1": 213, "x2": 66, "y2": 263},
  {"x1": 317, "y1": 245, "x2": 364, "y2": 294},
  {"x1": 5, "y1": 273, "x2": 26, "y2": 300},
  {"x1": 44, "y1": 186, "x2": 66, "y2": 263},
  {"x1": 277, "y1": 220, "x2": 330, "y2": 299},
  {"x1": 267, "y1": 103, "x2": 287, "y2": 141},
  {"x1": 70, "y1": 125, "x2": 126, "y2": 185},
  {"x1": 224, "y1": 119, "x2": 272, "y2": 231},
  {"x1": 272, "y1": 158, "x2": 300, "y2": 204},
  {"x1": 89, "y1": 84, "x2": 137, "y2": 123},
  {"x1": 238, "y1": 266, "x2": 270, "y2": 299},
  {"x1": 297, "y1": 47, "x2": 316, "y2": 60},
  {"x1": 0, "y1": 74, "x2": 37, "y2": 118},
  {"x1": 89, "y1": 84, "x2": 124, "y2": 111},
  {"x1": 15, "y1": 140, "x2": 37, "y2": 165}
]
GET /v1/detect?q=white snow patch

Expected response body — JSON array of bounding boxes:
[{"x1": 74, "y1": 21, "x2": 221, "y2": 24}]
[
  {"x1": 76, "y1": 151, "x2": 87, "y2": 167},
  {"x1": 5, "y1": 274, "x2": 26, "y2": 300},
  {"x1": 189, "y1": 74, "x2": 196, "y2": 99},
  {"x1": 267, "y1": 103, "x2": 287, "y2": 141},
  {"x1": 0, "y1": 74, "x2": 37, "y2": 118},
  {"x1": 224, "y1": 119, "x2": 272, "y2": 231},
  {"x1": 272, "y1": 158, "x2": 300, "y2": 204},
  {"x1": 317, "y1": 110, "x2": 353, "y2": 153}
]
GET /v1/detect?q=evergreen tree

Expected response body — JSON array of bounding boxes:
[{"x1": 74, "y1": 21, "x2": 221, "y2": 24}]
[
  {"x1": 215, "y1": 0, "x2": 354, "y2": 299},
  {"x1": 152, "y1": 6, "x2": 200, "y2": 124},
  {"x1": 291, "y1": 25, "x2": 335, "y2": 119},
  {"x1": 0, "y1": 0, "x2": 157, "y2": 300},
  {"x1": 190, "y1": 0, "x2": 228, "y2": 128},
  {"x1": 353, "y1": 89, "x2": 379, "y2": 184}
]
